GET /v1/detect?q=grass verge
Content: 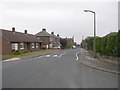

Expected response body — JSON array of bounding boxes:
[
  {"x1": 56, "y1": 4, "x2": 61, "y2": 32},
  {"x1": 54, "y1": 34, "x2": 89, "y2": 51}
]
[{"x1": 1, "y1": 49, "x2": 52, "y2": 60}]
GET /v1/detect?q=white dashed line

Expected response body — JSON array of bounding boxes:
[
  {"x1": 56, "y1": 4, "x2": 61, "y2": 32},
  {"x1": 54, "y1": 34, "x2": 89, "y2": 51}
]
[
  {"x1": 46, "y1": 55, "x2": 50, "y2": 57},
  {"x1": 38, "y1": 56, "x2": 44, "y2": 58},
  {"x1": 53, "y1": 55, "x2": 58, "y2": 57},
  {"x1": 58, "y1": 53, "x2": 66, "y2": 58},
  {"x1": 76, "y1": 52, "x2": 79, "y2": 61}
]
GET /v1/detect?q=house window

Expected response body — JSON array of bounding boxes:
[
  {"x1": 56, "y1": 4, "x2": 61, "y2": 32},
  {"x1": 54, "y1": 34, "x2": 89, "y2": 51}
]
[
  {"x1": 12, "y1": 43, "x2": 18, "y2": 50},
  {"x1": 37, "y1": 37, "x2": 40, "y2": 39},
  {"x1": 20, "y1": 43, "x2": 24, "y2": 49},
  {"x1": 36, "y1": 43, "x2": 39, "y2": 48},
  {"x1": 31, "y1": 43, "x2": 35, "y2": 48}
]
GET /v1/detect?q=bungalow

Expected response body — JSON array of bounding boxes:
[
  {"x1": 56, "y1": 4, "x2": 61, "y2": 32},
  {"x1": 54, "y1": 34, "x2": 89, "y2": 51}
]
[{"x1": 0, "y1": 27, "x2": 42, "y2": 55}]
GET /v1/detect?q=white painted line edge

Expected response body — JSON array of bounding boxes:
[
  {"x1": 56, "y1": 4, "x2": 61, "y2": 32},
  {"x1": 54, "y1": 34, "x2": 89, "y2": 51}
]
[
  {"x1": 53, "y1": 55, "x2": 58, "y2": 57},
  {"x1": 76, "y1": 52, "x2": 79, "y2": 61},
  {"x1": 58, "y1": 53, "x2": 66, "y2": 58},
  {"x1": 46, "y1": 55, "x2": 50, "y2": 57}
]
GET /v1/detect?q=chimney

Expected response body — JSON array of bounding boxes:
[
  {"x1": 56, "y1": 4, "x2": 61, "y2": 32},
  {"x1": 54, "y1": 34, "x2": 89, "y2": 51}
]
[
  {"x1": 57, "y1": 34, "x2": 59, "y2": 37},
  {"x1": 42, "y1": 28, "x2": 46, "y2": 31},
  {"x1": 51, "y1": 31, "x2": 54, "y2": 35},
  {"x1": 24, "y1": 30, "x2": 27, "y2": 34},
  {"x1": 12, "y1": 27, "x2": 15, "y2": 32}
]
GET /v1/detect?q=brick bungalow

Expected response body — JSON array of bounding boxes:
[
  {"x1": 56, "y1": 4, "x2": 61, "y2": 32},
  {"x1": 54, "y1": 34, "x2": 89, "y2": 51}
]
[{"x1": 0, "y1": 27, "x2": 42, "y2": 55}]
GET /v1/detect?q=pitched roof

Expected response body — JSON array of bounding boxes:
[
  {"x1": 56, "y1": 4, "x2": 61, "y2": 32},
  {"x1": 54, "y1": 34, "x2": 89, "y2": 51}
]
[
  {"x1": 50, "y1": 34, "x2": 60, "y2": 39},
  {"x1": 0, "y1": 29, "x2": 42, "y2": 43},
  {"x1": 35, "y1": 30, "x2": 51, "y2": 37}
]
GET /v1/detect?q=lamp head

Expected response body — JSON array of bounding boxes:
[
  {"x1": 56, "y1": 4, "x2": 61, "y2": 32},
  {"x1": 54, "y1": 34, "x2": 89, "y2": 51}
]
[
  {"x1": 84, "y1": 10, "x2": 88, "y2": 12},
  {"x1": 84, "y1": 10, "x2": 95, "y2": 13}
]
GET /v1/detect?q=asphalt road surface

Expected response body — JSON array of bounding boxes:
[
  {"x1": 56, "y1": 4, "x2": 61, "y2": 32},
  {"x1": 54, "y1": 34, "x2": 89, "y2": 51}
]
[{"x1": 2, "y1": 48, "x2": 118, "y2": 88}]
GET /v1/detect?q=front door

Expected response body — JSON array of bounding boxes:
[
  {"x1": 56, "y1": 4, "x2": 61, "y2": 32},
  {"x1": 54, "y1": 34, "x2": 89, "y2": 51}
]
[{"x1": 27, "y1": 43, "x2": 30, "y2": 51}]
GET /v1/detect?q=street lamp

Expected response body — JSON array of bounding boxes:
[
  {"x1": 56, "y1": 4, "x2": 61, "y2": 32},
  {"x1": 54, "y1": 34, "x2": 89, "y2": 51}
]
[{"x1": 84, "y1": 10, "x2": 96, "y2": 58}]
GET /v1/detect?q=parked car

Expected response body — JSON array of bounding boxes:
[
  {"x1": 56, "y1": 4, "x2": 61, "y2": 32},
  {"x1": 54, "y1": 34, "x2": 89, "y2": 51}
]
[{"x1": 72, "y1": 45, "x2": 76, "y2": 49}]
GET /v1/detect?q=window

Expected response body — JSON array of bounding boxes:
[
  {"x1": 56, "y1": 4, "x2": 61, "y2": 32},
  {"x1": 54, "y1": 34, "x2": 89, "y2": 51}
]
[
  {"x1": 37, "y1": 37, "x2": 40, "y2": 39},
  {"x1": 12, "y1": 43, "x2": 18, "y2": 50},
  {"x1": 36, "y1": 43, "x2": 39, "y2": 49},
  {"x1": 20, "y1": 43, "x2": 24, "y2": 49},
  {"x1": 32, "y1": 43, "x2": 35, "y2": 48}
]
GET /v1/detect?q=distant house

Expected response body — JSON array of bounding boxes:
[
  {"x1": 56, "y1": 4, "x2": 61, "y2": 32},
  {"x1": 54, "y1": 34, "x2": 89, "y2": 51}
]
[
  {"x1": 35, "y1": 28, "x2": 51, "y2": 49},
  {"x1": 35, "y1": 28, "x2": 60, "y2": 49},
  {"x1": 0, "y1": 27, "x2": 42, "y2": 55},
  {"x1": 49, "y1": 32, "x2": 61, "y2": 49},
  {"x1": 60, "y1": 37, "x2": 74, "y2": 49},
  {"x1": 66, "y1": 37, "x2": 74, "y2": 48}
]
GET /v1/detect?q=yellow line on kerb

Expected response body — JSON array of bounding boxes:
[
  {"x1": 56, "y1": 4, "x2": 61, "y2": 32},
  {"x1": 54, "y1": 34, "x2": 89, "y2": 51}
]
[{"x1": 3, "y1": 58, "x2": 20, "y2": 62}]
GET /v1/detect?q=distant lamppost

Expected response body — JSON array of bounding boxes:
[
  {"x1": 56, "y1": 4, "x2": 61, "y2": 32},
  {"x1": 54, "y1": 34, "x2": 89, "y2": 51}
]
[{"x1": 84, "y1": 10, "x2": 96, "y2": 57}]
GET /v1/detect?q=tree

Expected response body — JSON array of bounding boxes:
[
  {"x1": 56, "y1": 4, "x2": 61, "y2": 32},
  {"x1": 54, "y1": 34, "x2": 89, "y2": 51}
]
[{"x1": 60, "y1": 38, "x2": 67, "y2": 49}]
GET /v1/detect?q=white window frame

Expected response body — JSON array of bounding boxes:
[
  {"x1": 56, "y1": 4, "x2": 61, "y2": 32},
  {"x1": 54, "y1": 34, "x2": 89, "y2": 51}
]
[
  {"x1": 20, "y1": 43, "x2": 24, "y2": 50},
  {"x1": 12, "y1": 43, "x2": 18, "y2": 50},
  {"x1": 37, "y1": 37, "x2": 40, "y2": 39},
  {"x1": 31, "y1": 43, "x2": 35, "y2": 49},
  {"x1": 36, "y1": 43, "x2": 39, "y2": 49}
]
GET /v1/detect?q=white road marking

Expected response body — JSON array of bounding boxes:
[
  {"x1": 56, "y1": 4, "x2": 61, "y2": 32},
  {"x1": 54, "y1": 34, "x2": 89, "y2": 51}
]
[
  {"x1": 58, "y1": 53, "x2": 66, "y2": 58},
  {"x1": 76, "y1": 52, "x2": 79, "y2": 61},
  {"x1": 85, "y1": 56, "x2": 94, "y2": 61},
  {"x1": 38, "y1": 56, "x2": 44, "y2": 58},
  {"x1": 89, "y1": 70, "x2": 93, "y2": 72},
  {"x1": 53, "y1": 55, "x2": 58, "y2": 57},
  {"x1": 46, "y1": 55, "x2": 50, "y2": 57}
]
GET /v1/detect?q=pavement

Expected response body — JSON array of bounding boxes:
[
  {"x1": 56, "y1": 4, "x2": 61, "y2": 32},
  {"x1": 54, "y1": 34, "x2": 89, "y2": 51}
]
[
  {"x1": 2, "y1": 48, "x2": 118, "y2": 88},
  {"x1": 80, "y1": 48, "x2": 120, "y2": 75}
]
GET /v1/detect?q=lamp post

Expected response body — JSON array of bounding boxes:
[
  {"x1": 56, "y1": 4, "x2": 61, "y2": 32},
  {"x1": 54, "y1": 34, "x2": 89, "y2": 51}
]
[{"x1": 84, "y1": 10, "x2": 96, "y2": 58}]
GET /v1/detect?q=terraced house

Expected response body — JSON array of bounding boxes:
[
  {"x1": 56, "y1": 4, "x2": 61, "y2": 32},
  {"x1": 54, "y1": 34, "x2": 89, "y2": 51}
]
[{"x1": 0, "y1": 27, "x2": 42, "y2": 55}]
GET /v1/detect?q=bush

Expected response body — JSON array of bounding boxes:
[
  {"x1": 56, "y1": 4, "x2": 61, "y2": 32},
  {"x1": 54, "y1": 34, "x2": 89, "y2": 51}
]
[
  {"x1": 81, "y1": 31, "x2": 119, "y2": 57},
  {"x1": 85, "y1": 37, "x2": 94, "y2": 50},
  {"x1": 96, "y1": 37, "x2": 101, "y2": 53},
  {"x1": 106, "y1": 32, "x2": 117, "y2": 56},
  {"x1": 42, "y1": 47, "x2": 46, "y2": 50},
  {"x1": 12, "y1": 50, "x2": 21, "y2": 55},
  {"x1": 117, "y1": 29, "x2": 120, "y2": 57},
  {"x1": 100, "y1": 36, "x2": 107, "y2": 55}
]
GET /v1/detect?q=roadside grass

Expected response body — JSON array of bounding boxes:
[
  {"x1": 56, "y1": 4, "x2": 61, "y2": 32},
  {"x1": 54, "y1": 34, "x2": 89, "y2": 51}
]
[
  {"x1": 88, "y1": 50, "x2": 119, "y2": 65},
  {"x1": 1, "y1": 49, "x2": 52, "y2": 60}
]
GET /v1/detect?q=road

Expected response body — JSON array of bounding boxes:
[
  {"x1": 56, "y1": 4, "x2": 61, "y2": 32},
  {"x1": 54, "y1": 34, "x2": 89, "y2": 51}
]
[{"x1": 2, "y1": 48, "x2": 118, "y2": 88}]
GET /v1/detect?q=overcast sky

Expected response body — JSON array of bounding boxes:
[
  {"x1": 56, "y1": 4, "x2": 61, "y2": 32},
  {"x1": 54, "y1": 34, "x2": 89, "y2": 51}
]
[{"x1": 0, "y1": 0, "x2": 119, "y2": 44}]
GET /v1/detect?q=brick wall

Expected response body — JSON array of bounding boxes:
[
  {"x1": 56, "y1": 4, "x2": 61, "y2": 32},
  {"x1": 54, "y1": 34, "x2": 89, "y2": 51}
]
[{"x1": 2, "y1": 36, "x2": 12, "y2": 55}]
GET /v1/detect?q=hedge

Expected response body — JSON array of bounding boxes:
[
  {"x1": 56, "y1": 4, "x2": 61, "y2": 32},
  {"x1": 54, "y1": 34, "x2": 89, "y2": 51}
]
[{"x1": 82, "y1": 30, "x2": 120, "y2": 57}]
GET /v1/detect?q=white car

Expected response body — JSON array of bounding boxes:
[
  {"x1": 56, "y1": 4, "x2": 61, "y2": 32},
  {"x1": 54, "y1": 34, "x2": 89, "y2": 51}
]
[
  {"x1": 57, "y1": 46, "x2": 61, "y2": 49},
  {"x1": 72, "y1": 45, "x2": 76, "y2": 49}
]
